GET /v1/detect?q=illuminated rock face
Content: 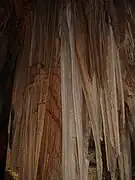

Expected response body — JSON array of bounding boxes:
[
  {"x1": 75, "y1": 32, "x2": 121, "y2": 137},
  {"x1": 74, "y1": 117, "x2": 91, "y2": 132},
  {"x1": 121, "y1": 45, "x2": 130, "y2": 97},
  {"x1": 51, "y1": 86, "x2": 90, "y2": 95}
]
[{"x1": 6, "y1": 3, "x2": 62, "y2": 179}]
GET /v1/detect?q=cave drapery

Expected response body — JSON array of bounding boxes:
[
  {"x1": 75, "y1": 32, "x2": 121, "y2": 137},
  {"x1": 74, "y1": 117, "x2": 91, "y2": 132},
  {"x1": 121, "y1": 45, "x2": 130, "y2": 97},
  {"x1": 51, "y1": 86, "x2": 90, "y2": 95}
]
[{"x1": 1, "y1": 0, "x2": 135, "y2": 180}]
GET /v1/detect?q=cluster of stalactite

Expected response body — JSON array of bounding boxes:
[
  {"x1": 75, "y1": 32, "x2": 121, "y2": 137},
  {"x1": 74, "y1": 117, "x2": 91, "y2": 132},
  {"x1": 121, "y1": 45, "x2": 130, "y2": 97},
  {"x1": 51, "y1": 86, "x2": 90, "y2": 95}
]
[
  {"x1": 60, "y1": 1, "x2": 135, "y2": 180},
  {"x1": 1, "y1": 0, "x2": 135, "y2": 180},
  {"x1": 59, "y1": 1, "x2": 135, "y2": 179}
]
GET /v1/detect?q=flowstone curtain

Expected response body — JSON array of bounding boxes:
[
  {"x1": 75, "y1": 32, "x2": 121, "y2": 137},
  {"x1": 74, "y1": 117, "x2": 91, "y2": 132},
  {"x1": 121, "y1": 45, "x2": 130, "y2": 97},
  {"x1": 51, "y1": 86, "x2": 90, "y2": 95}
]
[
  {"x1": 5, "y1": 0, "x2": 135, "y2": 180},
  {"x1": 7, "y1": 1, "x2": 61, "y2": 180}
]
